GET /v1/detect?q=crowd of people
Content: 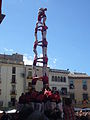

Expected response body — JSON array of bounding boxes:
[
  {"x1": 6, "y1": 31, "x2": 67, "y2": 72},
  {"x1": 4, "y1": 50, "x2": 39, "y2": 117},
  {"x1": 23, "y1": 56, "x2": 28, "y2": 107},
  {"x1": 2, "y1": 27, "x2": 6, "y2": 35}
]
[
  {"x1": 0, "y1": 87, "x2": 90, "y2": 120},
  {"x1": 0, "y1": 87, "x2": 73, "y2": 120},
  {"x1": 75, "y1": 110, "x2": 90, "y2": 120}
]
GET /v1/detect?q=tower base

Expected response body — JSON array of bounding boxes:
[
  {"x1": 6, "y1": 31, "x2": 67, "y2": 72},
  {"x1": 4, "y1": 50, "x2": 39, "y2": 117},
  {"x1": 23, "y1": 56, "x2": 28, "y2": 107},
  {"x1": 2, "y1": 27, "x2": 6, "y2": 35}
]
[{"x1": 0, "y1": 14, "x2": 5, "y2": 24}]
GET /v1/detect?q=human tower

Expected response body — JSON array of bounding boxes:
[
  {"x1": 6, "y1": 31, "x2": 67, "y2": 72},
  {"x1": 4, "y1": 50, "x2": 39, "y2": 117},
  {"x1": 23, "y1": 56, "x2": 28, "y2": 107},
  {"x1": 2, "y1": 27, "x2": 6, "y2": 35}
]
[{"x1": 32, "y1": 8, "x2": 48, "y2": 88}]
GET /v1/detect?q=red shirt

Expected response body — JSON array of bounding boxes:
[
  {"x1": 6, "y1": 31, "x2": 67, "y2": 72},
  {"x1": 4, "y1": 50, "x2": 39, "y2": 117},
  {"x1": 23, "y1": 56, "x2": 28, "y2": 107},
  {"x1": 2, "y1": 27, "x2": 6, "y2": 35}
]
[
  {"x1": 34, "y1": 41, "x2": 38, "y2": 49},
  {"x1": 37, "y1": 93, "x2": 44, "y2": 102},
  {"x1": 0, "y1": 0, "x2": 2, "y2": 14},
  {"x1": 50, "y1": 93, "x2": 56, "y2": 102},
  {"x1": 43, "y1": 56, "x2": 48, "y2": 64},
  {"x1": 42, "y1": 40, "x2": 48, "y2": 47},
  {"x1": 43, "y1": 76, "x2": 48, "y2": 84},
  {"x1": 63, "y1": 105, "x2": 76, "y2": 120}
]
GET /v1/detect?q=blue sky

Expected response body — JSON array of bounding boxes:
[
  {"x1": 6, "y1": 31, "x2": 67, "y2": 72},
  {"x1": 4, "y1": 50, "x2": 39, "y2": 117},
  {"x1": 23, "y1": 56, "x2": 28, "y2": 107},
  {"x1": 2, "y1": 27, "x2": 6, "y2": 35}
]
[{"x1": 0, "y1": 0, "x2": 90, "y2": 75}]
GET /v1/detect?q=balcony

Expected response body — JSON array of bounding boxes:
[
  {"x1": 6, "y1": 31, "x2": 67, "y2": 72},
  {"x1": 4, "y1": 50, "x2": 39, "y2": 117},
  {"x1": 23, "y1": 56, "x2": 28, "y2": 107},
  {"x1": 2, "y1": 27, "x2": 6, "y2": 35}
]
[
  {"x1": 27, "y1": 76, "x2": 32, "y2": 80},
  {"x1": 11, "y1": 80, "x2": 16, "y2": 84},
  {"x1": 10, "y1": 90, "x2": 17, "y2": 96},
  {"x1": 69, "y1": 84, "x2": 75, "y2": 89},
  {"x1": 60, "y1": 91, "x2": 70, "y2": 97}
]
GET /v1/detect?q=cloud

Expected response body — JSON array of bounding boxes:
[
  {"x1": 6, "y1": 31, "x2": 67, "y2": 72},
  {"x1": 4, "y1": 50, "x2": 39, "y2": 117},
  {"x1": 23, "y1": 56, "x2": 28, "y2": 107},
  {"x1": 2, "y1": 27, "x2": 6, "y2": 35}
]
[
  {"x1": 3, "y1": 48, "x2": 14, "y2": 52},
  {"x1": 48, "y1": 57, "x2": 57, "y2": 68},
  {"x1": 53, "y1": 58, "x2": 57, "y2": 64},
  {"x1": 23, "y1": 55, "x2": 33, "y2": 65}
]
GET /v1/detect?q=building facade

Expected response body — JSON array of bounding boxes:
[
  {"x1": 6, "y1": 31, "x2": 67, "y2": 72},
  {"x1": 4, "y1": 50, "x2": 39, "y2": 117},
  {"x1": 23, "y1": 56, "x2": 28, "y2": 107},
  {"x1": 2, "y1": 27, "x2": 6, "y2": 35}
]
[
  {"x1": 49, "y1": 69, "x2": 70, "y2": 99},
  {"x1": 0, "y1": 54, "x2": 25, "y2": 107},
  {"x1": 68, "y1": 72, "x2": 90, "y2": 107},
  {"x1": 0, "y1": 53, "x2": 90, "y2": 108}
]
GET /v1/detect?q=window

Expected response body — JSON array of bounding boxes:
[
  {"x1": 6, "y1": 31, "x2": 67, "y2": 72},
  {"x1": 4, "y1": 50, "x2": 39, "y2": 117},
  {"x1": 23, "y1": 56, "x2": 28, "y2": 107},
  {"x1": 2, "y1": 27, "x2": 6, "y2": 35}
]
[
  {"x1": 61, "y1": 87, "x2": 67, "y2": 95},
  {"x1": 55, "y1": 76, "x2": 57, "y2": 82},
  {"x1": 0, "y1": 67, "x2": 1, "y2": 73},
  {"x1": 12, "y1": 75, "x2": 16, "y2": 83},
  {"x1": 61, "y1": 76, "x2": 63, "y2": 82},
  {"x1": 83, "y1": 93, "x2": 88, "y2": 100},
  {"x1": 58, "y1": 76, "x2": 61, "y2": 82},
  {"x1": 0, "y1": 75, "x2": 1, "y2": 83},
  {"x1": 82, "y1": 80, "x2": 87, "y2": 90},
  {"x1": 28, "y1": 82, "x2": 32, "y2": 87},
  {"x1": 64, "y1": 77, "x2": 66, "y2": 82},
  {"x1": 52, "y1": 76, "x2": 54, "y2": 81},
  {"x1": 70, "y1": 93, "x2": 75, "y2": 100},
  {"x1": 11, "y1": 98, "x2": 16, "y2": 106},
  {"x1": 28, "y1": 71, "x2": 32, "y2": 77},
  {"x1": 12, "y1": 67, "x2": 16, "y2": 74},
  {"x1": 52, "y1": 87, "x2": 57, "y2": 91},
  {"x1": 61, "y1": 77, "x2": 66, "y2": 82},
  {"x1": 69, "y1": 80, "x2": 74, "y2": 89},
  {"x1": 0, "y1": 89, "x2": 1, "y2": 95},
  {"x1": 0, "y1": 101, "x2": 3, "y2": 106}
]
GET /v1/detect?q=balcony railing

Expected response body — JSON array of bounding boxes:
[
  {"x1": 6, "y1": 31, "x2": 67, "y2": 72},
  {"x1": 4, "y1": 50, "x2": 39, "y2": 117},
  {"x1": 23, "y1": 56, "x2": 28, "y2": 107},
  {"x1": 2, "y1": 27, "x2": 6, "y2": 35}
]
[
  {"x1": 60, "y1": 91, "x2": 70, "y2": 96},
  {"x1": 27, "y1": 76, "x2": 32, "y2": 79},
  {"x1": 11, "y1": 80, "x2": 16, "y2": 84},
  {"x1": 10, "y1": 90, "x2": 17, "y2": 95}
]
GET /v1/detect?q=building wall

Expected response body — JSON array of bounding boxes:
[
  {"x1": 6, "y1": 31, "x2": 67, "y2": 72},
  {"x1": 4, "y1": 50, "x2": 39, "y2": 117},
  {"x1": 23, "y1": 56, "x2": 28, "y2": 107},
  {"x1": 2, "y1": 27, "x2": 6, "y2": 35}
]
[
  {"x1": 0, "y1": 54, "x2": 90, "y2": 108},
  {"x1": 69, "y1": 74, "x2": 90, "y2": 105},
  {"x1": 0, "y1": 63, "x2": 25, "y2": 107},
  {"x1": 25, "y1": 65, "x2": 50, "y2": 91},
  {"x1": 49, "y1": 69, "x2": 70, "y2": 100}
]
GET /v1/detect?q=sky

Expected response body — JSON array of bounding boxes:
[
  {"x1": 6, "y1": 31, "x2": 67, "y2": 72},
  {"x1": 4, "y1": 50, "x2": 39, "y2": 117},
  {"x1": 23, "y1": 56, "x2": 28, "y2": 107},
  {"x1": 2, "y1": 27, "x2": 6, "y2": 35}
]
[{"x1": 0, "y1": 0, "x2": 90, "y2": 75}]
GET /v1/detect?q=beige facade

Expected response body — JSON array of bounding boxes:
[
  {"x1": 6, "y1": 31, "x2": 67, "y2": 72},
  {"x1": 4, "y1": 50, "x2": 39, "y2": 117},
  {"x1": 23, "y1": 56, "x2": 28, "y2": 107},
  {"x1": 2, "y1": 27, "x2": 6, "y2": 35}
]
[{"x1": 68, "y1": 72, "x2": 90, "y2": 107}]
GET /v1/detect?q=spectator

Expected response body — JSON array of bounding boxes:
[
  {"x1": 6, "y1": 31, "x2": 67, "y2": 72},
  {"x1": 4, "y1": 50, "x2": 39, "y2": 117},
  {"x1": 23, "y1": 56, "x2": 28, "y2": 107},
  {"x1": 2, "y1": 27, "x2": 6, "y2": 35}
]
[
  {"x1": 63, "y1": 98, "x2": 76, "y2": 120},
  {"x1": 1, "y1": 111, "x2": 9, "y2": 120}
]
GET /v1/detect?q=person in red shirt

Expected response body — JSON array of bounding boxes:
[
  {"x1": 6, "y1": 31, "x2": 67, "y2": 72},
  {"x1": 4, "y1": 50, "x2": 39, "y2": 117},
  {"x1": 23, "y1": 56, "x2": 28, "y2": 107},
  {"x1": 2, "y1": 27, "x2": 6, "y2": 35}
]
[
  {"x1": 37, "y1": 8, "x2": 47, "y2": 25},
  {"x1": 43, "y1": 73, "x2": 48, "y2": 85},
  {"x1": 32, "y1": 77, "x2": 37, "y2": 86},
  {"x1": 33, "y1": 56, "x2": 37, "y2": 66},
  {"x1": 30, "y1": 88, "x2": 38, "y2": 102},
  {"x1": 19, "y1": 93, "x2": 26, "y2": 104},
  {"x1": 0, "y1": 0, "x2": 2, "y2": 14},
  {"x1": 55, "y1": 91, "x2": 61, "y2": 103},
  {"x1": 36, "y1": 91, "x2": 44, "y2": 112},
  {"x1": 63, "y1": 98, "x2": 76, "y2": 120},
  {"x1": 43, "y1": 54, "x2": 48, "y2": 65},
  {"x1": 42, "y1": 25, "x2": 48, "y2": 40},
  {"x1": 25, "y1": 92, "x2": 31, "y2": 104},
  {"x1": 33, "y1": 40, "x2": 38, "y2": 56},
  {"x1": 42, "y1": 39, "x2": 48, "y2": 47}
]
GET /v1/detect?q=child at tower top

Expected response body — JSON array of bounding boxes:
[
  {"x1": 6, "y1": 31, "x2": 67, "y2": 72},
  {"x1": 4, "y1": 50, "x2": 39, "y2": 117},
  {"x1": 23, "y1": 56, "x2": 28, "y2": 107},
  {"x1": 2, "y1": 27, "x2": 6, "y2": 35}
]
[{"x1": 37, "y1": 8, "x2": 47, "y2": 25}]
